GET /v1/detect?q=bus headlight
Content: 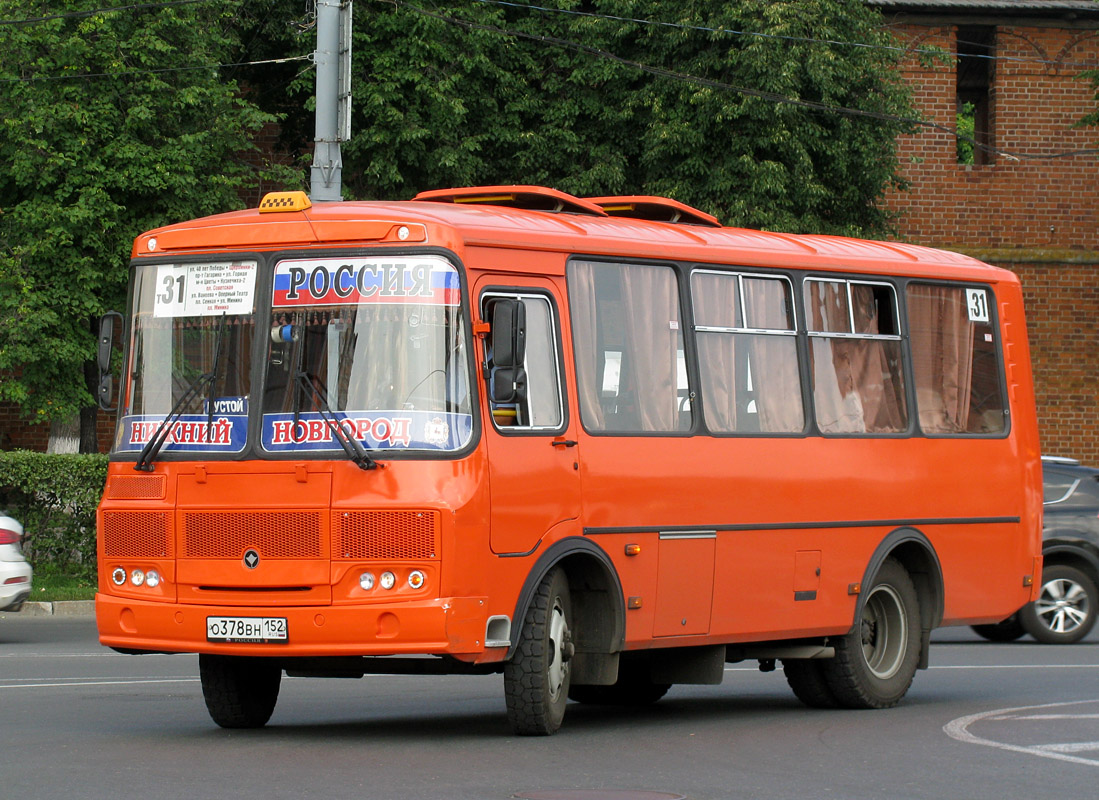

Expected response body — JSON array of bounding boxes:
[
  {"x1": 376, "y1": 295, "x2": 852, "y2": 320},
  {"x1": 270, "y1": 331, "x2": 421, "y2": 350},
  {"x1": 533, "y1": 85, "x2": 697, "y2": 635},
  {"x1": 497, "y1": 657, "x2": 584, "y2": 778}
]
[
  {"x1": 145, "y1": 570, "x2": 161, "y2": 588},
  {"x1": 112, "y1": 567, "x2": 127, "y2": 586},
  {"x1": 359, "y1": 571, "x2": 376, "y2": 591},
  {"x1": 380, "y1": 571, "x2": 396, "y2": 590},
  {"x1": 130, "y1": 569, "x2": 145, "y2": 587},
  {"x1": 408, "y1": 570, "x2": 425, "y2": 590}
]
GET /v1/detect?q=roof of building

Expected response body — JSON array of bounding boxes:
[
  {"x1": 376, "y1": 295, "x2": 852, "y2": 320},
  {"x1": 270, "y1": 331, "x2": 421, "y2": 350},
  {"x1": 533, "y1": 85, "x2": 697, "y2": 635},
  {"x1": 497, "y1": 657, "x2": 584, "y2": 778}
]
[{"x1": 867, "y1": 0, "x2": 1099, "y2": 15}]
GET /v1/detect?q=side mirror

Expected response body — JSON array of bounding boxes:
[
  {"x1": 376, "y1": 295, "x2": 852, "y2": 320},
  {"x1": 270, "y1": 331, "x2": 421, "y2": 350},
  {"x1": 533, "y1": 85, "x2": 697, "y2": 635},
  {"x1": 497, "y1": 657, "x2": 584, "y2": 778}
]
[
  {"x1": 491, "y1": 299, "x2": 526, "y2": 368},
  {"x1": 97, "y1": 311, "x2": 122, "y2": 411}
]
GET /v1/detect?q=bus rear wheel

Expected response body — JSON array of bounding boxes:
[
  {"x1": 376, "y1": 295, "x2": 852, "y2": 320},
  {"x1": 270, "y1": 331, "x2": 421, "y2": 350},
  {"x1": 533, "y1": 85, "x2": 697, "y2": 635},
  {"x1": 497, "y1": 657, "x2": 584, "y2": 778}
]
[
  {"x1": 504, "y1": 567, "x2": 573, "y2": 735},
  {"x1": 199, "y1": 654, "x2": 282, "y2": 728},
  {"x1": 822, "y1": 558, "x2": 921, "y2": 709}
]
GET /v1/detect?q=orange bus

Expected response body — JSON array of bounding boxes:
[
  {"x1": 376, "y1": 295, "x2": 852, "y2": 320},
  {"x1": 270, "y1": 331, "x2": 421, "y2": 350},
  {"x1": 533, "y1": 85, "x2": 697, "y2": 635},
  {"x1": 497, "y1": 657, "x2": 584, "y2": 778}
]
[{"x1": 95, "y1": 185, "x2": 1042, "y2": 734}]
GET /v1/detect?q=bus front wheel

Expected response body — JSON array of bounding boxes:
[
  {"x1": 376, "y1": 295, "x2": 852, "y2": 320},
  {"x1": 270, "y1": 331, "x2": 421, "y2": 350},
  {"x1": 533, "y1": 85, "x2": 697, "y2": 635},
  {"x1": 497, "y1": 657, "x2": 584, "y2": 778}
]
[
  {"x1": 199, "y1": 654, "x2": 282, "y2": 728},
  {"x1": 504, "y1": 567, "x2": 574, "y2": 735},
  {"x1": 823, "y1": 558, "x2": 921, "y2": 709}
]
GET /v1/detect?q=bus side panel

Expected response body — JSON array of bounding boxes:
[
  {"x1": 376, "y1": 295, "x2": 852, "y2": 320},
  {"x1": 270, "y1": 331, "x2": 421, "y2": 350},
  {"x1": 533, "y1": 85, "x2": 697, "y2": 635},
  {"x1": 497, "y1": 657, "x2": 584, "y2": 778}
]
[{"x1": 578, "y1": 434, "x2": 1037, "y2": 648}]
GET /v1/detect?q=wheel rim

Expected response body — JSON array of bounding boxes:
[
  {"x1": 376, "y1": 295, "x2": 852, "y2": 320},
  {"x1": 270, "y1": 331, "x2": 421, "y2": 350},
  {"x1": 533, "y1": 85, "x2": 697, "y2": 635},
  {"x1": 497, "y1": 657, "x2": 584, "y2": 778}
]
[
  {"x1": 1035, "y1": 577, "x2": 1090, "y2": 634},
  {"x1": 546, "y1": 597, "x2": 569, "y2": 702},
  {"x1": 861, "y1": 584, "x2": 907, "y2": 679}
]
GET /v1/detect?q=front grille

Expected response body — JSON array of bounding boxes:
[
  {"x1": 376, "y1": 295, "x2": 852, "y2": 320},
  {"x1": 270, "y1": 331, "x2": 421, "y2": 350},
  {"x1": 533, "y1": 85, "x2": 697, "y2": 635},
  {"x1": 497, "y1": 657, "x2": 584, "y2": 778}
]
[
  {"x1": 100, "y1": 510, "x2": 172, "y2": 558},
  {"x1": 333, "y1": 510, "x2": 438, "y2": 560},
  {"x1": 107, "y1": 475, "x2": 166, "y2": 500},
  {"x1": 182, "y1": 510, "x2": 324, "y2": 559}
]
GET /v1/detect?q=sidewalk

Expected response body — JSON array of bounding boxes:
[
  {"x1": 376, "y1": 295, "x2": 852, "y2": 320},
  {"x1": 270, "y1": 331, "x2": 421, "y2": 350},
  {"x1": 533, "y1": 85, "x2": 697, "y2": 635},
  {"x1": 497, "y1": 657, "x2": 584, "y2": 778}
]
[{"x1": 14, "y1": 600, "x2": 95, "y2": 617}]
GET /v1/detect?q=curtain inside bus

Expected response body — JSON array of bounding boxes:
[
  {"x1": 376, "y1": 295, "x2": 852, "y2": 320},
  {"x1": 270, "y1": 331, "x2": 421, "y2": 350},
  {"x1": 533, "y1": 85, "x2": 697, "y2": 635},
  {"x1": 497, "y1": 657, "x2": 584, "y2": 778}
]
[
  {"x1": 806, "y1": 281, "x2": 906, "y2": 434},
  {"x1": 907, "y1": 283, "x2": 1005, "y2": 434},
  {"x1": 568, "y1": 261, "x2": 685, "y2": 433}
]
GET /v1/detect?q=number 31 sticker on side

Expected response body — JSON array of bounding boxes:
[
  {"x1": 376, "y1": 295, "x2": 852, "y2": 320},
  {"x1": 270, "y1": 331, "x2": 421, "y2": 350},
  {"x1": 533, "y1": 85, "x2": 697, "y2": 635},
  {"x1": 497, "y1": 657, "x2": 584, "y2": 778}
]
[{"x1": 966, "y1": 288, "x2": 990, "y2": 323}]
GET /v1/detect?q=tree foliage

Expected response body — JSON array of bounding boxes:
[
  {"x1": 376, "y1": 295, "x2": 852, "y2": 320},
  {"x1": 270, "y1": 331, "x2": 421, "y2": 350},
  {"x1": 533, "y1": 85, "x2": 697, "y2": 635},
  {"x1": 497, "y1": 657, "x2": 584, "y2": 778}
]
[
  {"x1": 276, "y1": 0, "x2": 917, "y2": 235},
  {"x1": 1, "y1": 0, "x2": 919, "y2": 436},
  {"x1": 0, "y1": 1, "x2": 292, "y2": 440}
]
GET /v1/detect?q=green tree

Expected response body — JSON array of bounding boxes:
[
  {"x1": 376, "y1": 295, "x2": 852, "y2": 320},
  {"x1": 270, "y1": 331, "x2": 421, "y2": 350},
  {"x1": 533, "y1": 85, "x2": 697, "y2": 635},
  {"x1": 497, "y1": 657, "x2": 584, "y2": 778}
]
[
  {"x1": 0, "y1": 0, "x2": 293, "y2": 451},
  {"x1": 1082, "y1": 65, "x2": 1099, "y2": 131},
  {"x1": 266, "y1": 0, "x2": 915, "y2": 234}
]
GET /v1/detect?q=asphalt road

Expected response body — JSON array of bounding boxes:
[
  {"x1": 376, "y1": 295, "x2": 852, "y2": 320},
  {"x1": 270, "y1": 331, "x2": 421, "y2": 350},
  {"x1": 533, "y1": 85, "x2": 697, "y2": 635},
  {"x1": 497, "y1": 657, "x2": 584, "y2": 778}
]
[{"x1": 2, "y1": 615, "x2": 1097, "y2": 800}]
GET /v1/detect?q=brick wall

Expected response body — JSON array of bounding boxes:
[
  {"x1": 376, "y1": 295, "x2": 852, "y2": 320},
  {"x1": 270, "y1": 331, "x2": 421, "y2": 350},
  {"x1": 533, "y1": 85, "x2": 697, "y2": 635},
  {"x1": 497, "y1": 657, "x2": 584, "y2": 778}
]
[
  {"x1": 0, "y1": 403, "x2": 116, "y2": 453},
  {"x1": 1012, "y1": 261, "x2": 1099, "y2": 463},
  {"x1": 884, "y1": 20, "x2": 1099, "y2": 462},
  {"x1": 885, "y1": 23, "x2": 1099, "y2": 251}
]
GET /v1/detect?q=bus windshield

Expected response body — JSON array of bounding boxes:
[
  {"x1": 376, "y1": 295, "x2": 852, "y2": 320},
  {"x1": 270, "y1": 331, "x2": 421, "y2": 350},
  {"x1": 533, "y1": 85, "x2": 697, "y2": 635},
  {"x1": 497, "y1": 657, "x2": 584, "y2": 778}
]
[
  {"x1": 116, "y1": 260, "x2": 258, "y2": 456},
  {"x1": 260, "y1": 254, "x2": 473, "y2": 453}
]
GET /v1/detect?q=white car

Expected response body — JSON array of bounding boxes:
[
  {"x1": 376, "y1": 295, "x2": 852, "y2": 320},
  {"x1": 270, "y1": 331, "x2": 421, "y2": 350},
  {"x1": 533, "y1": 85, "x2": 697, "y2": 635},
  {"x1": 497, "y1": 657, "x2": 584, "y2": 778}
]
[{"x1": 0, "y1": 510, "x2": 32, "y2": 612}]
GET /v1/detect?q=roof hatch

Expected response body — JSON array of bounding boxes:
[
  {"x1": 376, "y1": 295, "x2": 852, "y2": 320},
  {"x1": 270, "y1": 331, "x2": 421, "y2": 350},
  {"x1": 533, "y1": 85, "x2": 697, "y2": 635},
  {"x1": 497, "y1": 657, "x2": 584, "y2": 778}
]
[
  {"x1": 412, "y1": 185, "x2": 608, "y2": 216},
  {"x1": 586, "y1": 196, "x2": 721, "y2": 227}
]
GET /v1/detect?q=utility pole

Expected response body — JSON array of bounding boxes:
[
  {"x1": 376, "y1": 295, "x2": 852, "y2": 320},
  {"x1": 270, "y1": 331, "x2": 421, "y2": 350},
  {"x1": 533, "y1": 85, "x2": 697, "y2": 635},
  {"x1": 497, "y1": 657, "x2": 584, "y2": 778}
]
[{"x1": 310, "y1": 0, "x2": 352, "y2": 202}]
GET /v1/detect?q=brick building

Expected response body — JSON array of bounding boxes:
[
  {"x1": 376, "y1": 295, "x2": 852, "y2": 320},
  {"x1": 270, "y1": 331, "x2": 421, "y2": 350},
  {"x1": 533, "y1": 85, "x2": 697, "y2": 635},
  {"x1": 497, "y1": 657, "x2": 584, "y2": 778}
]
[
  {"x1": 3, "y1": 1, "x2": 1098, "y2": 458},
  {"x1": 874, "y1": 0, "x2": 1099, "y2": 461}
]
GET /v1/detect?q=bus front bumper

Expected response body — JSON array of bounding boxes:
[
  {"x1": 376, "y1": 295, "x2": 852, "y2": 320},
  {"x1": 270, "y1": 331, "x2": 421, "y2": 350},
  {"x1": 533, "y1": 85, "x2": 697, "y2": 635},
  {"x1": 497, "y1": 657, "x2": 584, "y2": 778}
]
[{"x1": 95, "y1": 593, "x2": 492, "y2": 658}]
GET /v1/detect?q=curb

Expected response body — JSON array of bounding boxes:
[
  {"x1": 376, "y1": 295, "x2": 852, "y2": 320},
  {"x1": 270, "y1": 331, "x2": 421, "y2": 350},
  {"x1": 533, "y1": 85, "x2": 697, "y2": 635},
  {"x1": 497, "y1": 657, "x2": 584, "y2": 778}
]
[{"x1": 12, "y1": 600, "x2": 96, "y2": 618}]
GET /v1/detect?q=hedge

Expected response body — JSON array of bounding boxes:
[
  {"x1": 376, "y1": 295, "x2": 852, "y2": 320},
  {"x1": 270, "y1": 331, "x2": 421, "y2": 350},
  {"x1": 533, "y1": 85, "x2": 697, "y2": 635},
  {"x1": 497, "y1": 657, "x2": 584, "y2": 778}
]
[{"x1": 0, "y1": 451, "x2": 108, "y2": 579}]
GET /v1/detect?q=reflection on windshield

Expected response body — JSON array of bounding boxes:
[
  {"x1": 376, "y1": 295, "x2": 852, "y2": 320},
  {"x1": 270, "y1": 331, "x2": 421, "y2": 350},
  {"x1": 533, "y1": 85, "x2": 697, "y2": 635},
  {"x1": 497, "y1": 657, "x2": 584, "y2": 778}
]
[
  {"x1": 116, "y1": 261, "x2": 257, "y2": 455},
  {"x1": 261, "y1": 255, "x2": 473, "y2": 453},
  {"x1": 113, "y1": 255, "x2": 473, "y2": 458}
]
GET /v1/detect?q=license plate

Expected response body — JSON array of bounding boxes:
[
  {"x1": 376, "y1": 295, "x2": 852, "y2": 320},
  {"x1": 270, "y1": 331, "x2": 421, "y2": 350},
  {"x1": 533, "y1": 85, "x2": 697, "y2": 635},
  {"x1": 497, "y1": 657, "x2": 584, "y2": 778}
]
[{"x1": 206, "y1": 616, "x2": 288, "y2": 643}]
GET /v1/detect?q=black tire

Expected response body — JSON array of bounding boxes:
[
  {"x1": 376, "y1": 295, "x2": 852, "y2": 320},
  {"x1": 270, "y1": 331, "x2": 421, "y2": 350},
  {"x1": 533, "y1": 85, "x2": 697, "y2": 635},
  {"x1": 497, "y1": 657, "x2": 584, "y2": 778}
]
[
  {"x1": 199, "y1": 654, "x2": 282, "y2": 729},
  {"x1": 504, "y1": 567, "x2": 573, "y2": 735},
  {"x1": 822, "y1": 558, "x2": 921, "y2": 709},
  {"x1": 568, "y1": 662, "x2": 670, "y2": 706},
  {"x1": 1020, "y1": 564, "x2": 1098, "y2": 644},
  {"x1": 782, "y1": 658, "x2": 839, "y2": 709},
  {"x1": 971, "y1": 615, "x2": 1026, "y2": 642}
]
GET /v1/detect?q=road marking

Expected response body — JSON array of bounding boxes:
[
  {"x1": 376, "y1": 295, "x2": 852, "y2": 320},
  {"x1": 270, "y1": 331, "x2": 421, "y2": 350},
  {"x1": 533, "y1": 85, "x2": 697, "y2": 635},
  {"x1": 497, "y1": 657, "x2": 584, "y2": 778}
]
[
  {"x1": 0, "y1": 678, "x2": 199, "y2": 690},
  {"x1": 944, "y1": 699, "x2": 1099, "y2": 768},
  {"x1": 723, "y1": 663, "x2": 1099, "y2": 672}
]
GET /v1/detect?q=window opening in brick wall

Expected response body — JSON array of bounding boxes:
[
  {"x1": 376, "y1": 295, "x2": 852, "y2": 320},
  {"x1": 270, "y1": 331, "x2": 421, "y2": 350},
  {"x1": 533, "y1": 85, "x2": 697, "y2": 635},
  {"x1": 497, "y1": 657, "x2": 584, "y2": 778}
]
[{"x1": 957, "y1": 26, "x2": 995, "y2": 165}]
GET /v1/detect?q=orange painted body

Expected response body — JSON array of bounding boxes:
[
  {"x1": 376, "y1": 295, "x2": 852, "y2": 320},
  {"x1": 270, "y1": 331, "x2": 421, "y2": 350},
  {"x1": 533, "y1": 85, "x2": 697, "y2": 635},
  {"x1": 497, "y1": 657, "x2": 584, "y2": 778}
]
[{"x1": 96, "y1": 189, "x2": 1043, "y2": 665}]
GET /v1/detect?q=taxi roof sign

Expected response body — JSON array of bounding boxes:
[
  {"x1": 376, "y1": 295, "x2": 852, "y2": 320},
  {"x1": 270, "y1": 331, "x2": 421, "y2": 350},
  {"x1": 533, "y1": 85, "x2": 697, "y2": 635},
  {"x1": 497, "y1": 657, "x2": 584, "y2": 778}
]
[{"x1": 259, "y1": 191, "x2": 312, "y2": 213}]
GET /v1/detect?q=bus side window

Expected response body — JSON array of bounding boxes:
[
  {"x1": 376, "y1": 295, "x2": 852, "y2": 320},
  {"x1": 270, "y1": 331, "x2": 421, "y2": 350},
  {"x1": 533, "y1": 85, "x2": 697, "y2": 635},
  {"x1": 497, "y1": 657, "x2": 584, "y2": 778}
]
[
  {"x1": 483, "y1": 293, "x2": 565, "y2": 431},
  {"x1": 907, "y1": 283, "x2": 1006, "y2": 435},
  {"x1": 805, "y1": 278, "x2": 907, "y2": 435},
  {"x1": 568, "y1": 260, "x2": 688, "y2": 433},
  {"x1": 691, "y1": 270, "x2": 803, "y2": 434}
]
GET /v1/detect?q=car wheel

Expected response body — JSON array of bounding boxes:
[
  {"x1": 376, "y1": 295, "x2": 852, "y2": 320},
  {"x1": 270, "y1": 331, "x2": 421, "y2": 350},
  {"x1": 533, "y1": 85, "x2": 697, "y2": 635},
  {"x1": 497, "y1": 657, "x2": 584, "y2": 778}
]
[
  {"x1": 971, "y1": 615, "x2": 1026, "y2": 642},
  {"x1": 1020, "y1": 565, "x2": 1098, "y2": 644}
]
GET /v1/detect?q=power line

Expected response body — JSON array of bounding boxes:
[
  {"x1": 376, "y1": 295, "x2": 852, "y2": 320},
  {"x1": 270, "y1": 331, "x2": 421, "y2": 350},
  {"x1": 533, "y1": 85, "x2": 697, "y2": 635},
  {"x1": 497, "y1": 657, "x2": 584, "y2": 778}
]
[
  {"x1": 0, "y1": 55, "x2": 312, "y2": 84},
  {"x1": 0, "y1": 0, "x2": 215, "y2": 26},
  {"x1": 464, "y1": 0, "x2": 1099, "y2": 71},
  {"x1": 389, "y1": 0, "x2": 1099, "y2": 161}
]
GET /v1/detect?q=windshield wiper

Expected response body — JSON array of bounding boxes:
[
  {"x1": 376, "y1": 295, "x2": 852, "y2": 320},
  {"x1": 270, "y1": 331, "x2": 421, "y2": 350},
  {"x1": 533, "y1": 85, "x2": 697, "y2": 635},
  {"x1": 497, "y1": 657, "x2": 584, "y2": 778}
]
[
  {"x1": 291, "y1": 326, "x2": 377, "y2": 471},
  {"x1": 293, "y1": 372, "x2": 377, "y2": 471},
  {"x1": 134, "y1": 315, "x2": 227, "y2": 471}
]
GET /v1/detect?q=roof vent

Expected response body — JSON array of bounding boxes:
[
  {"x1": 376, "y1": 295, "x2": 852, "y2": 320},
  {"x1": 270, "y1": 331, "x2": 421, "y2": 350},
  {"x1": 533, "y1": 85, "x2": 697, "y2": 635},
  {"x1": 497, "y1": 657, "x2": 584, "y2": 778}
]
[
  {"x1": 412, "y1": 185, "x2": 608, "y2": 216},
  {"x1": 586, "y1": 196, "x2": 721, "y2": 227}
]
